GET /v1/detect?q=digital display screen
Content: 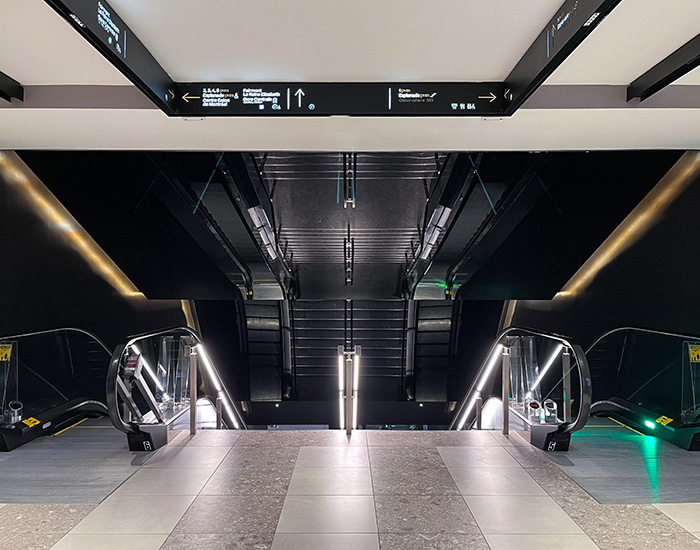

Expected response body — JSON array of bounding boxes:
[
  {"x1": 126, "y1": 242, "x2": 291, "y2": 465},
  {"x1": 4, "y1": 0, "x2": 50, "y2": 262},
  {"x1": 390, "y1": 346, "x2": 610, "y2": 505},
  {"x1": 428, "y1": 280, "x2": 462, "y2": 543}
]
[
  {"x1": 96, "y1": 1, "x2": 126, "y2": 59},
  {"x1": 175, "y1": 82, "x2": 504, "y2": 117}
]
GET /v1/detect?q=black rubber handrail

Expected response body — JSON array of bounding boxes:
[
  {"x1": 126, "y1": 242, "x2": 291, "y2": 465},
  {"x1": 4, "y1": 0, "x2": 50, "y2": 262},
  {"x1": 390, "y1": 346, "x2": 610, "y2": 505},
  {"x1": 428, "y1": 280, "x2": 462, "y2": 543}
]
[
  {"x1": 586, "y1": 326, "x2": 700, "y2": 354},
  {"x1": 448, "y1": 326, "x2": 592, "y2": 434},
  {"x1": 0, "y1": 327, "x2": 111, "y2": 354}
]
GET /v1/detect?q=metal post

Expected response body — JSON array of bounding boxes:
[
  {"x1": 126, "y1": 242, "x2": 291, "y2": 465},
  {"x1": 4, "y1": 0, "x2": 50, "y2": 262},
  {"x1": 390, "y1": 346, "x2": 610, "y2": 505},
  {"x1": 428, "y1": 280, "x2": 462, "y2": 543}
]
[
  {"x1": 216, "y1": 396, "x2": 223, "y2": 429},
  {"x1": 475, "y1": 392, "x2": 483, "y2": 430},
  {"x1": 345, "y1": 354, "x2": 353, "y2": 436},
  {"x1": 189, "y1": 346, "x2": 198, "y2": 436},
  {"x1": 562, "y1": 348, "x2": 572, "y2": 423},
  {"x1": 502, "y1": 346, "x2": 511, "y2": 436}
]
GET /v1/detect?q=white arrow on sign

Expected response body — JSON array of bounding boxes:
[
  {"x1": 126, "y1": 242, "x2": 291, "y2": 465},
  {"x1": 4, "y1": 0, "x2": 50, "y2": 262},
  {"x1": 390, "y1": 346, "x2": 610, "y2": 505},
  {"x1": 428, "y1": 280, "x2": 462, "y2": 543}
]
[{"x1": 295, "y1": 88, "x2": 305, "y2": 108}]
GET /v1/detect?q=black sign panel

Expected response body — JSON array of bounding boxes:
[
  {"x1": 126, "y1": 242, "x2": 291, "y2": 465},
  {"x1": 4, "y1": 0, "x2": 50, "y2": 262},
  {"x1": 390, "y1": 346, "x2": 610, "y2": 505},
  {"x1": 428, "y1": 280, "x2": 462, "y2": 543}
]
[
  {"x1": 173, "y1": 83, "x2": 504, "y2": 117},
  {"x1": 45, "y1": 0, "x2": 175, "y2": 112},
  {"x1": 504, "y1": 0, "x2": 622, "y2": 114}
]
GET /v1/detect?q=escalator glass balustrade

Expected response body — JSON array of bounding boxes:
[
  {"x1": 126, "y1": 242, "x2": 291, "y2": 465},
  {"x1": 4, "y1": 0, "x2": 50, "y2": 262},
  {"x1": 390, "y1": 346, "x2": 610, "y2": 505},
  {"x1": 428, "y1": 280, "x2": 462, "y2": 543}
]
[
  {"x1": 106, "y1": 327, "x2": 246, "y2": 451},
  {"x1": 449, "y1": 327, "x2": 592, "y2": 451}
]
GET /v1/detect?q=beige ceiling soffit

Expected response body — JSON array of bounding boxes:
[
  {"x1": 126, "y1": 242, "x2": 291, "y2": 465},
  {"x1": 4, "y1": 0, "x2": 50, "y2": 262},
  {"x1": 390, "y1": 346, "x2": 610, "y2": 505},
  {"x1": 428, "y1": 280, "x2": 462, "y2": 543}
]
[
  {"x1": 0, "y1": 151, "x2": 145, "y2": 300},
  {"x1": 557, "y1": 150, "x2": 700, "y2": 298}
]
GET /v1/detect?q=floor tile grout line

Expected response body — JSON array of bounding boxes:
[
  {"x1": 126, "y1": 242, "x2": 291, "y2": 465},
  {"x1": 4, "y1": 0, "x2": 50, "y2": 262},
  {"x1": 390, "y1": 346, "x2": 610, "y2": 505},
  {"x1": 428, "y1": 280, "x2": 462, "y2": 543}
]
[{"x1": 366, "y1": 437, "x2": 382, "y2": 549}]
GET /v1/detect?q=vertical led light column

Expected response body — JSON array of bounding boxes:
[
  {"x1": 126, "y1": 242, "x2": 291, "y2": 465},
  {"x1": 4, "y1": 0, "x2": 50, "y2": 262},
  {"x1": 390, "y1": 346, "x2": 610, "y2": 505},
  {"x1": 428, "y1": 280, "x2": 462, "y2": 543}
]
[{"x1": 337, "y1": 345, "x2": 361, "y2": 433}]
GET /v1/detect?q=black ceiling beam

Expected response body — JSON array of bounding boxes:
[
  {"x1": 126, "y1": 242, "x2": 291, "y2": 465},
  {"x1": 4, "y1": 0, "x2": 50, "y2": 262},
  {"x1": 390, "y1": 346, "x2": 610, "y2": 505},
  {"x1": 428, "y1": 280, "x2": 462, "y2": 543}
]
[
  {"x1": 44, "y1": 0, "x2": 176, "y2": 113},
  {"x1": 504, "y1": 0, "x2": 623, "y2": 115},
  {"x1": 628, "y1": 34, "x2": 700, "y2": 102},
  {"x1": 0, "y1": 70, "x2": 23, "y2": 103}
]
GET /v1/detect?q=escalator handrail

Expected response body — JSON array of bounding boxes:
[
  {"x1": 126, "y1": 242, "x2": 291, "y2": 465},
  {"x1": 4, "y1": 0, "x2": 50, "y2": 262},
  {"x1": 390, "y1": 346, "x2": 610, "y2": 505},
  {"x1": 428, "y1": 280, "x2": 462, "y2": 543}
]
[
  {"x1": 0, "y1": 327, "x2": 111, "y2": 355},
  {"x1": 586, "y1": 326, "x2": 700, "y2": 355},
  {"x1": 448, "y1": 325, "x2": 592, "y2": 434},
  {"x1": 106, "y1": 326, "x2": 246, "y2": 434}
]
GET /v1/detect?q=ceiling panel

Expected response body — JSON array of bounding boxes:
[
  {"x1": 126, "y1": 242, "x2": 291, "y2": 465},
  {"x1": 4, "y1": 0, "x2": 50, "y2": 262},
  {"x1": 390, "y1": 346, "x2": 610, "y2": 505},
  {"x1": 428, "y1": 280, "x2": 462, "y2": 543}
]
[
  {"x1": 107, "y1": 0, "x2": 561, "y2": 82},
  {"x1": 0, "y1": 0, "x2": 129, "y2": 85}
]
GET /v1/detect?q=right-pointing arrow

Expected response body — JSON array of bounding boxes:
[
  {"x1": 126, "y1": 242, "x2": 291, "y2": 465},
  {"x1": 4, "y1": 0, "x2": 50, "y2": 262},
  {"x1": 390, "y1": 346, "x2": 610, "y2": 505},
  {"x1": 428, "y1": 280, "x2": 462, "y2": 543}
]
[{"x1": 478, "y1": 92, "x2": 497, "y2": 103}]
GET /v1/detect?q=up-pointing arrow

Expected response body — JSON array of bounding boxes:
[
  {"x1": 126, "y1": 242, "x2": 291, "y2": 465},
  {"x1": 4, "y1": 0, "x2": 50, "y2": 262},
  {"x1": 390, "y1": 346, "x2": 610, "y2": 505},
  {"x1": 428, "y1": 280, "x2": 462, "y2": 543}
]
[{"x1": 295, "y1": 88, "x2": 305, "y2": 108}]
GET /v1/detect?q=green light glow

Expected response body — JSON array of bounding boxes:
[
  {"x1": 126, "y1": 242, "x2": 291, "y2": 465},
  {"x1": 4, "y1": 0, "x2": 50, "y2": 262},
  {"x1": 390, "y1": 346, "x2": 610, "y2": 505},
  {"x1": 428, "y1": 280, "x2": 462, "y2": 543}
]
[{"x1": 644, "y1": 420, "x2": 656, "y2": 429}]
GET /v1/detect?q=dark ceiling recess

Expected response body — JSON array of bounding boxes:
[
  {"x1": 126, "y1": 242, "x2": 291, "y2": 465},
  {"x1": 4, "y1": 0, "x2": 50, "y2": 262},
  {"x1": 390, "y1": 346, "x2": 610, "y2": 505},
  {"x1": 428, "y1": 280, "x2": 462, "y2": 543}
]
[{"x1": 17, "y1": 150, "x2": 684, "y2": 302}]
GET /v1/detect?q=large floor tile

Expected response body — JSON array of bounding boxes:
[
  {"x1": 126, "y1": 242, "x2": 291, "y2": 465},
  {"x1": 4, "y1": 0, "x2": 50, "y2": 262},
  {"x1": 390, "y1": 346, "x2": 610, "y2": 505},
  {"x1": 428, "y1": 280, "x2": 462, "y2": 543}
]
[
  {"x1": 371, "y1": 466, "x2": 460, "y2": 495},
  {"x1": 277, "y1": 495, "x2": 377, "y2": 533},
  {"x1": 375, "y1": 495, "x2": 480, "y2": 534},
  {"x1": 568, "y1": 503, "x2": 688, "y2": 537},
  {"x1": 379, "y1": 533, "x2": 489, "y2": 549},
  {"x1": 438, "y1": 446, "x2": 520, "y2": 468},
  {"x1": 271, "y1": 533, "x2": 379, "y2": 549},
  {"x1": 654, "y1": 503, "x2": 700, "y2": 531},
  {"x1": 161, "y1": 533, "x2": 275, "y2": 549},
  {"x1": 70, "y1": 495, "x2": 195, "y2": 534},
  {"x1": 235, "y1": 430, "x2": 365, "y2": 447},
  {"x1": 143, "y1": 446, "x2": 229, "y2": 469},
  {"x1": 219, "y1": 446, "x2": 299, "y2": 470},
  {"x1": 112, "y1": 467, "x2": 215, "y2": 496},
  {"x1": 201, "y1": 467, "x2": 292, "y2": 495},
  {"x1": 287, "y1": 467, "x2": 372, "y2": 495},
  {"x1": 366, "y1": 430, "x2": 498, "y2": 447},
  {"x1": 485, "y1": 534, "x2": 599, "y2": 550},
  {"x1": 465, "y1": 495, "x2": 583, "y2": 534},
  {"x1": 0, "y1": 532, "x2": 63, "y2": 549},
  {"x1": 173, "y1": 495, "x2": 284, "y2": 535},
  {"x1": 0, "y1": 504, "x2": 95, "y2": 535},
  {"x1": 590, "y1": 530, "x2": 700, "y2": 549},
  {"x1": 296, "y1": 446, "x2": 369, "y2": 468},
  {"x1": 368, "y1": 446, "x2": 444, "y2": 469},
  {"x1": 50, "y1": 534, "x2": 168, "y2": 549},
  {"x1": 169, "y1": 430, "x2": 241, "y2": 447},
  {"x1": 449, "y1": 467, "x2": 547, "y2": 496}
]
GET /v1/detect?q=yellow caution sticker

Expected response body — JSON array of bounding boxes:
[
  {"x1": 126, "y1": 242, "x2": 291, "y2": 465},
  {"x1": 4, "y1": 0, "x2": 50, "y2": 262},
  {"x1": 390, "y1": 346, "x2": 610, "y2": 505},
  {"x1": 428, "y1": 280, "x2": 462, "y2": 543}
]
[
  {"x1": 656, "y1": 416, "x2": 674, "y2": 426},
  {"x1": 22, "y1": 417, "x2": 41, "y2": 428},
  {"x1": 0, "y1": 344, "x2": 12, "y2": 362},
  {"x1": 689, "y1": 344, "x2": 700, "y2": 363}
]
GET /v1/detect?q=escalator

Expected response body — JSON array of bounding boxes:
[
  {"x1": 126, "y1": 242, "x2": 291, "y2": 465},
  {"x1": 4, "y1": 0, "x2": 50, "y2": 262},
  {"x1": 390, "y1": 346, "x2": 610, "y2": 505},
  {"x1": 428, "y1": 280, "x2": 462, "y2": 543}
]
[
  {"x1": 449, "y1": 327, "x2": 592, "y2": 451},
  {"x1": 105, "y1": 326, "x2": 247, "y2": 451},
  {"x1": 0, "y1": 328, "x2": 110, "y2": 451},
  {"x1": 587, "y1": 327, "x2": 700, "y2": 450}
]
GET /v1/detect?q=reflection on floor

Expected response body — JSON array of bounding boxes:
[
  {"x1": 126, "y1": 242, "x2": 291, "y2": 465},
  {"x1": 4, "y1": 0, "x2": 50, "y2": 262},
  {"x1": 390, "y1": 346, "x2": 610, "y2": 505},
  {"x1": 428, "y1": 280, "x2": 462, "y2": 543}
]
[
  {"x1": 0, "y1": 425, "x2": 700, "y2": 549},
  {"x1": 549, "y1": 417, "x2": 700, "y2": 504}
]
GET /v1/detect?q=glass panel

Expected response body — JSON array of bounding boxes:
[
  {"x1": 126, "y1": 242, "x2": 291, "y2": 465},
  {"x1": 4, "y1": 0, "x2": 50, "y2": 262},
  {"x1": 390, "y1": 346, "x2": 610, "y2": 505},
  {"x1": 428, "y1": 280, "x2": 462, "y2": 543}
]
[
  {"x1": 0, "y1": 341, "x2": 19, "y2": 424},
  {"x1": 587, "y1": 329, "x2": 700, "y2": 426}
]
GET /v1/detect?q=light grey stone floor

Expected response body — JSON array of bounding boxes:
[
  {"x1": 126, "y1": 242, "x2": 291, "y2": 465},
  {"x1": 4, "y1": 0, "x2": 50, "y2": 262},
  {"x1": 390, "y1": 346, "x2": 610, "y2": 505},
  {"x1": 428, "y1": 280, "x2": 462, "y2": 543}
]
[{"x1": 2, "y1": 423, "x2": 700, "y2": 549}]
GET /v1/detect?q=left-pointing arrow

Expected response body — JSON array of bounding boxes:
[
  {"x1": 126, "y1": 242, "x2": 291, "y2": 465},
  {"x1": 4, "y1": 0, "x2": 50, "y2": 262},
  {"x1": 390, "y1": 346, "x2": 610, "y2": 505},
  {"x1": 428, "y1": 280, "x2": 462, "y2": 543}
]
[
  {"x1": 478, "y1": 92, "x2": 497, "y2": 103},
  {"x1": 182, "y1": 93, "x2": 201, "y2": 103}
]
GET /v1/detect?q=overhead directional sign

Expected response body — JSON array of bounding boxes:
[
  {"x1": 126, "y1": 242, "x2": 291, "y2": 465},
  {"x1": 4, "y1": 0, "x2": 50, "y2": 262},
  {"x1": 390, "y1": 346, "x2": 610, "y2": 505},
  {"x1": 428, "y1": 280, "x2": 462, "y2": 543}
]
[
  {"x1": 44, "y1": 0, "x2": 622, "y2": 118},
  {"x1": 504, "y1": 0, "x2": 623, "y2": 114},
  {"x1": 44, "y1": 0, "x2": 176, "y2": 113},
  {"x1": 173, "y1": 83, "x2": 505, "y2": 117}
]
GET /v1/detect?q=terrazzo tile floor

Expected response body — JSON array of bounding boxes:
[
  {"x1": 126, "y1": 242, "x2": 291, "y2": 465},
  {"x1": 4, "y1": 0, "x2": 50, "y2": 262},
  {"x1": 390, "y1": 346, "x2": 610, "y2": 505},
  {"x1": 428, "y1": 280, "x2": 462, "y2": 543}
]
[{"x1": 2, "y1": 422, "x2": 700, "y2": 549}]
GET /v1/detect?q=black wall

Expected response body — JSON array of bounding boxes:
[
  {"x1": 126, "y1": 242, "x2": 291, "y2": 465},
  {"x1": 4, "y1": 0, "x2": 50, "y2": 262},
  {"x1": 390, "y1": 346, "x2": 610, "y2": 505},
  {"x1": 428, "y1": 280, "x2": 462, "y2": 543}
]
[
  {"x1": 0, "y1": 154, "x2": 185, "y2": 348},
  {"x1": 510, "y1": 153, "x2": 700, "y2": 347}
]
